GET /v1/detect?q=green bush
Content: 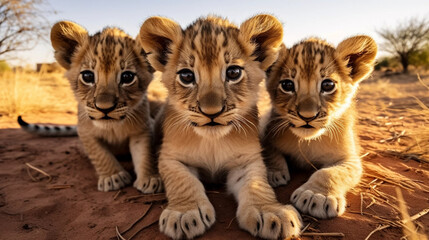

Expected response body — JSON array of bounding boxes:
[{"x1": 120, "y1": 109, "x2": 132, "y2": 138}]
[
  {"x1": 375, "y1": 57, "x2": 400, "y2": 70},
  {"x1": 410, "y1": 45, "x2": 429, "y2": 69}
]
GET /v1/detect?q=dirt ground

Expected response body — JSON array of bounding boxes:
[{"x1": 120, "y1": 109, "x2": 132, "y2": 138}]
[{"x1": 0, "y1": 72, "x2": 428, "y2": 239}]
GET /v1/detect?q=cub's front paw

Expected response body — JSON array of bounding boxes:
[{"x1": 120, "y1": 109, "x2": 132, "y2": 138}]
[
  {"x1": 159, "y1": 200, "x2": 215, "y2": 239},
  {"x1": 291, "y1": 187, "x2": 346, "y2": 219},
  {"x1": 237, "y1": 204, "x2": 302, "y2": 239},
  {"x1": 133, "y1": 175, "x2": 163, "y2": 193},
  {"x1": 267, "y1": 168, "x2": 290, "y2": 187},
  {"x1": 97, "y1": 171, "x2": 132, "y2": 192}
]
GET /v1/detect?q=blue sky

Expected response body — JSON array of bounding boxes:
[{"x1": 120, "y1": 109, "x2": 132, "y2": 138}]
[{"x1": 9, "y1": 0, "x2": 429, "y2": 66}]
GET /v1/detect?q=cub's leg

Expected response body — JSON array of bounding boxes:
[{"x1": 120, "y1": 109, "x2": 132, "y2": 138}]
[
  {"x1": 79, "y1": 134, "x2": 132, "y2": 192},
  {"x1": 130, "y1": 133, "x2": 163, "y2": 193},
  {"x1": 263, "y1": 144, "x2": 290, "y2": 187},
  {"x1": 158, "y1": 158, "x2": 215, "y2": 239},
  {"x1": 227, "y1": 158, "x2": 302, "y2": 239},
  {"x1": 291, "y1": 157, "x2": 362, "y2": 219}
]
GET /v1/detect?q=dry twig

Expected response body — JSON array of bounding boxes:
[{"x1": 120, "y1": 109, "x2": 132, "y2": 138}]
[
  {"x1": 364, "y1": 224, "x2": 390, "y2": 240},
  {"x1": 115, "y1": 226, "x2": 126, "y2": 240},
  {"x1": 46, "y1": 184, "x2": 73, "y2": 189},
  {"x1": 301, "y1": 232, "x2": 345, "y2": 237},
  {"x1": 120, "y1": 204, "x2": 153, "y2": 235},
  {"x1": 25, "y1": 162, "x2": 52, "y2": 182},
  {"x1": 124, "y1": 193, "x2": 166, "y2": 203},
  {"x1": 128, "y1": 220, "x2": 158, "y2": 240},
  {"x1": 226, "y1": 217, "x2": 236, "y2": 229},
  {"x1": 300, "y1": 223, "x2": 311, "y2": 234},
  {"x1": 113, "y1": 190, "x2": 122, "y2": 200},
  {"x1": 402, "y1": 208, "x2": 429, "y2": 224}
]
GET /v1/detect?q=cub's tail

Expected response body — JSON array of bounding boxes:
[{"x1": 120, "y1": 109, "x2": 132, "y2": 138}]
[{"x1": 17, "y1": 116, "x2": 77, "y2": 137}]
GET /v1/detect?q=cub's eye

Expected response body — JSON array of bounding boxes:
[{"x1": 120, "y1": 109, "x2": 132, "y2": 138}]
[
  {"x1": 279, "y1": 79, "x2": 295, "y2": 93},
  {"x1": 177, "y1": 69, "x2": 195, "y2": 87},
  {"x1": 80, "y1": 70, "x2": 95, "y2": 85},
  {"x1": 226, "y1": 65, "x2": 243, "y2": 83},
  {"x1": 120, "y1": 71, "x2": 136, "y2": 85},
  {"x1": 321, "y1": 79, "x2": 336, "y2": 93}
]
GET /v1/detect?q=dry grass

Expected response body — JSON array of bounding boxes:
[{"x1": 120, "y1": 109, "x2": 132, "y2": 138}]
[
  {"x1": 0, "y1": 69, "x2": 76, "y2": 118},
  {"x1": 0, "y1": 70, "x2": 169, "y2": 120},
  {"x1": 358, "y1": 72, "x2": 429, "y2": 164}
]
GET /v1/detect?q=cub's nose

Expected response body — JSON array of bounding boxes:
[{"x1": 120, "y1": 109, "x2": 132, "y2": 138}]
[
  {"x1": 198, "y1": 105, "x2": 225, "y2": 119},
  {"x1": 297, "y1": 111, "x2": 319, "y2": 122},
  {"x1": 198, "y1": 91, "x2": 225, "y2": 119},
  {"x1": 95, "y1": 94, "x2": 118, "y2": 114},
  {"x1": 297, "y1": 97, "x2": 320, "y2": 122}
]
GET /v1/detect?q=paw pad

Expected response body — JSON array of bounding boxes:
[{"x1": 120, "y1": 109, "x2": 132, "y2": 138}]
[
  {"x1": 291, "y1": 187, "x2": 346, "y2": 219},
  {"x1": 97, "y1": 171, "x2": 131, "y2": 192}
]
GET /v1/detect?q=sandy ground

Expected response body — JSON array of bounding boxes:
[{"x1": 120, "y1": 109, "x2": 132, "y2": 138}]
[{"x1": 0, "y1": 72, "x2": 428, "y2": 239}]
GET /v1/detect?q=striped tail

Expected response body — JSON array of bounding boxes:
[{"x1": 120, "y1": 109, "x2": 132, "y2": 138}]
[{"x1": 17, "y1": 116, "x2": 77, "y2": 137}]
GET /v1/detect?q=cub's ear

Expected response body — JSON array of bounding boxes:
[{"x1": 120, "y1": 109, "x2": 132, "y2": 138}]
[
  {"x1": 336, "y1": 35, "x2": 377, "y2": 83},
  {"x1": 266, "y1": 43, "x2": 287, "y2": 79},
  {"x1": 139, "y1": 17, "x2": 182, "y2": 72},
  {"x1": 134, "y1": 38, "x2": 155, "y2": 73},
  {"x1": 50, "y1": 21, "x2": 88, "y2": 70},
  {"x1": 240, "y1": 14, "x2": 284, "y2": 70}
]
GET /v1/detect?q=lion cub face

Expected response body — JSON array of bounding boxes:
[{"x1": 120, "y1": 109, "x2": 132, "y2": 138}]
[
  {"x1": 51, "y1": 21, "x2": 153, "y2": 128},
  {"x1": 267, "y1": 37, "x2": 377, "y2": 140},
  {"x1": 140, "y1": 15, "x2": 283, "y2": 138}
]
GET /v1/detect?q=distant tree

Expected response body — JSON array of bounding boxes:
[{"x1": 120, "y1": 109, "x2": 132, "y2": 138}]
[
  {"x1": 0, "y1": 0, "x2": 52, "y2": 59},
  {"x1": 377, "y1": 17, "x2": 429, "y2": 73}
]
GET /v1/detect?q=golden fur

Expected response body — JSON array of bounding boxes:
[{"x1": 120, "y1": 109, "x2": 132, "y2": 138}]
[
  {"x1": 262, "y1": 36, "x2": 377, "y2": 218},
  {"x1": 50, "y1": 21, "x2": 162, "y2": 193},
  {"x1": 139, "y1": 15, "x2": 302, "y2": 239}
]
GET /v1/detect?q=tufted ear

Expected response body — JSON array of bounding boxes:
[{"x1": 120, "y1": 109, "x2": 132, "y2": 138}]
[
  {"x1": 240, "y1": 14, "x2": 284, "y2": 70},
  {"x1": 134, "y1": 37, "x2": 156, "y2": 73},
  {"x1": 51, "y1": 21, "x2": 88, "y2": 70},
  {"x1": 139, "y1": 17, "x2": 183, "y2": 72},
  {"x1": 266, "y1": 43, "x2": 287, "y2": 79},
  {"x1": 336, "y1": 35, "x2": 377, "y2": 83}
]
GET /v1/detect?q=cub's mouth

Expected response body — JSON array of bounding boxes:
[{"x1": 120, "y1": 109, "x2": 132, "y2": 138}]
[
  {"x1": 204, "y1": 121, "x2": 222, "y2": 127},
  {"x1": 101, "y1": 115, "x2": 114, "y2": 120},
  {"x1": 89, "y1": 114, "x2": 125, "y2": 121},
  {"x1": 289, "y1": 123, "x2": 316, "y2": 129},
  {"x1": 191, "y1": 121, "x2": 233, "y2": 127},
  {"x1": 300, "y1": 124, "x2": 315, "y2": 129}
]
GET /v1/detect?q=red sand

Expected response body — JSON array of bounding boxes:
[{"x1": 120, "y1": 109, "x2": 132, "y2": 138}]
[{"x1": 0, "y1": 118, "x2": 427, "y2": 239}]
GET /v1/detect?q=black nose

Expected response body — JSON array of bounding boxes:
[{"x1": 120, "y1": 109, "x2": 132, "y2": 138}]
[
  {"x1": 297, "y1": 111, "x2": 319, "y2": 122},
  {"x1": 95, "y1": 102, "x2": 117, "y2": 114},
  {"x1": 198, "y1": 105, "x2": 225, "y2": 119}
]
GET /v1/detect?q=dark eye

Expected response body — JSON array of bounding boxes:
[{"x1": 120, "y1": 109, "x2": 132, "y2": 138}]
[
  {"x1": 321, "y1": 79, "x2": 335, "y2": 93},
  {"x1": 177, "y1": 69, "x2": 195, "y2": 86},
  {"x1": 226, "y1": 66, "x2": 243, "y2": 82},
  {"x1": 80, "y1": 70, "x2": 95, "y2": 85},
  {"x1": 279, "y1": 79, "x2": 295, "y2": 93},
  {"x1": 120, "y1": 71, "x2": 136, "y2": 85}
]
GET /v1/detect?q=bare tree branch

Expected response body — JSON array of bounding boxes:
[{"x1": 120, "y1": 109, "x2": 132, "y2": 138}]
[{"x1": 0, "y1": 0, "x2": 53, "y2": 60}]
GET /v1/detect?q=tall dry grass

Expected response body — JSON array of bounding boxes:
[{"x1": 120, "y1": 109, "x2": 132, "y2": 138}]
[{"x1": 0, "y1": 69, "x2": 77, "y2": 118}]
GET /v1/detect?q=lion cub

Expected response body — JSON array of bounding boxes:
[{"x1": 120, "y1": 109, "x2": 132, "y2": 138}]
[
  {"x1": 48, "y1": 21, "x2": 162, "y2": 193},
  {"x1": 139, "y1": 15, "x2": 302, "y2": 239},
  {"x1": 262, "y1": 36, "x2": 377, "y2": 218}
]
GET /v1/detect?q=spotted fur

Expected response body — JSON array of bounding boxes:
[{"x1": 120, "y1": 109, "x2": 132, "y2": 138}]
[
  {"x1": 262, "y1": 36, "x2": 377, "y2": 219},
  {"x1": 42, "y1": 21, "x2": 162, "y2": 193},
  {"x1": 139, "y1": 15, "x2": 302, "y2": 240}
]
